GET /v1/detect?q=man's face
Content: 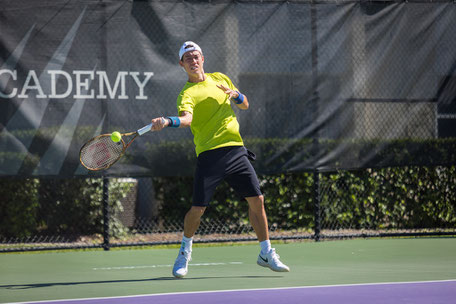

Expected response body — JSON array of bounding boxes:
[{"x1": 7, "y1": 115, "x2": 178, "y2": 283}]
[{"x1": 179, "y1": 50, "x2": 204, "y2": 75}]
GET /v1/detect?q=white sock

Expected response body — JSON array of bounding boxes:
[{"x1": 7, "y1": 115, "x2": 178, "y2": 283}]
[
  {"x1": 260, "y1": 240, "x2": 271, "y2": 255},
  {"x1": 181, "y1": 236, "x2": 193, "y2": 253}
]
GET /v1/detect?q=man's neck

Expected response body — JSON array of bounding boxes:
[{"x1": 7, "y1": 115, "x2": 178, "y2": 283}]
[{"x1": 188, "y1": 71, "x2": 206, "y2": 83}]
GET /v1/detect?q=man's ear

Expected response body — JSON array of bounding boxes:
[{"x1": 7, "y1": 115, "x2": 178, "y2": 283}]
[{"x1": 179, "y1": 60, "x2": 184, "y2": 67}]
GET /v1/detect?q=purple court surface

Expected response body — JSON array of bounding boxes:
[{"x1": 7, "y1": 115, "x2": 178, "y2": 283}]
[{"x1": 15, "y1": 280, "x2": 456, "y2": 304}]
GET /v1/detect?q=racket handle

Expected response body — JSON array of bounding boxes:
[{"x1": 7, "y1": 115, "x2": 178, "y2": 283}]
[{"x1": 137, "y1": 123, "x2": 153, "y2": 136}]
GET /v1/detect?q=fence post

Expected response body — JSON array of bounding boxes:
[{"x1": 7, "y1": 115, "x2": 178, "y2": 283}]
[
  {"x1": 313, "y1": 171, "x2": 321, "y2": 242},
  {"x1": 102, "y1": 177, "x2": 110, "y2": 250},
  {"x1": 310, "y1": 1, "x2": 321, "y2": 242}
]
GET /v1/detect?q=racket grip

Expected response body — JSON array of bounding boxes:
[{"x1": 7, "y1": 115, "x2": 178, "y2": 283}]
[{"x1": 137, "y1": 123, "x2": 153, "y2": 136}]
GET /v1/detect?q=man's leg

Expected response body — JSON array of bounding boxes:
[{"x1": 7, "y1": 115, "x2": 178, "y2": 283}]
[
  {"x1": 184, "y1": 206, "x2": 206, "y2": 238},
  {"x1": 173, "y1": 206, "x2": 206, "y2": 278},
  {"x1": 246, "y1": 195, "x2": 269, "y2": 242},
  {"x1": 246, "y1": 195, "x2": 290, "y2": 272}
]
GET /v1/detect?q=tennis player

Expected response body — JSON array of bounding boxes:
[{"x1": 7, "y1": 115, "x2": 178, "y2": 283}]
[{"x1": 151, "y1": 41, "x2": 290, "y2": 278}]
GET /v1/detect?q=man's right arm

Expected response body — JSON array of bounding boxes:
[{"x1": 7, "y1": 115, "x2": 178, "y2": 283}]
[
  {"x1": 151, "y1": 111, "x2": 192, "y2": 131},
  {"x1": 177, "y1": 111, "x2": 192, "y2": 128}
]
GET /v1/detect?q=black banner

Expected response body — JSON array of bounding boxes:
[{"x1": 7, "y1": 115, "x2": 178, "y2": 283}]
[{"x1": 1, "y1": 0, "x2": 455, "y2": 177}]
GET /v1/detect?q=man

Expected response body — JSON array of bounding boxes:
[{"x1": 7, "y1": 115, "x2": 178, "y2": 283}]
[{"x1": 151, "y1": 41, "x2": 290, "y2": 278}]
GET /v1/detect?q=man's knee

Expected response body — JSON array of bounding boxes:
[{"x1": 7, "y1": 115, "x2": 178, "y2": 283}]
[
  {"x1": 188, "y1": 206, "x2": 206, "y2": 217},
  {"x1": 246, "y1": 195, "x2": 265, "y2": 211}
]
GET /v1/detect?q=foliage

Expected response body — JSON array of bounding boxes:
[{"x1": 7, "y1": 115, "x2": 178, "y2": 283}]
[
  {"x1": 319, "y1": 166, "x2": 456, "y2": 229},
  {"x1": 1, "y1": 166, "x2": 455, "y2": 242},
  {"x1": 0, "y1": 178, "x2": 133, "y2": 240},
  {"x1": 153, "y1": 166, "x2": 456, "y2": 231},
  {"x1": 0, "y1": 179, "x2": 39, "y2": 238}
]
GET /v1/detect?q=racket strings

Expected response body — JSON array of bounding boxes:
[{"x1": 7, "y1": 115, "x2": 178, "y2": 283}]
[{"x1": 80, "y1": 136, "x2": 125, "y2": 170}]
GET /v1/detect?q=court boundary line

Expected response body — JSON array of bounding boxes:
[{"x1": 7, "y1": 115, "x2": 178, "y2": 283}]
[
  {"x1": 7, "y1": 279, "x2": 456, "y2": 304},
  {"x1": 92, "y1": 261, "x2": 243, "y2": 271}
]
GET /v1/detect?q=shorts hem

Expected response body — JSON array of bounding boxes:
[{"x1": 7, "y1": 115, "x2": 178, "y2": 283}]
[{"x1": 192, "y1": 201, "x2": 210, "y2": 207}]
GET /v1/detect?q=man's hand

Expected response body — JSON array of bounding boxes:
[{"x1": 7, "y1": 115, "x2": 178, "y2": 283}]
[
  {"x1": 217, "y1": 84, "x2": 238, "y2": 99},
  {"x1": 151, "y1": 117, "x2": 168, "y2": 131},
  {"x1": 216, "y1": 84, "x2": 249, "y2": 110}
]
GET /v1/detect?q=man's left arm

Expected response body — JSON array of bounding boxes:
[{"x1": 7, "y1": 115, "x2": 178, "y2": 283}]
[{"x1": 216, "y1": 84, "x2": 249, "y2": 110}]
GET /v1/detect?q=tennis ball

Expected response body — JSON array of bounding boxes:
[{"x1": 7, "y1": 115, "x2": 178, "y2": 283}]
[{"x1": 111, "y1": 131, "x2": 122, "y2": 142}]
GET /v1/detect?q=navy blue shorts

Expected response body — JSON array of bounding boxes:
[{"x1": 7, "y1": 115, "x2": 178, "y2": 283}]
[{"x1": 192, "y1": 146, "x2": 262, "y2": 206}]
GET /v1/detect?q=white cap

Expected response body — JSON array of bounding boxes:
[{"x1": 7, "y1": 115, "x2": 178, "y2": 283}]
[{"x1": 179, "y1": 41, "x2": 202, "y2": 60}]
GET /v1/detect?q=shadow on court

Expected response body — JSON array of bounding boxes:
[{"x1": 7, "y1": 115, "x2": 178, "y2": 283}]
[{"x1": 0, "y1": 275, "x2": 284, "y2": 290}]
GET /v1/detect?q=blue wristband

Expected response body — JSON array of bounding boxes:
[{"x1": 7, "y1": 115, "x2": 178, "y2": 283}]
[
  {"x1": 166, "y1": 116, "x2": 181, "y2": 128},
  {"x1": 233, "y1": 91, "x2": 244, "y2": 104}
]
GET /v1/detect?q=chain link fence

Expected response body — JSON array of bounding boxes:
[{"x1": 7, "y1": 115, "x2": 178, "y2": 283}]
[{"x1": 1, "y1": 165, "x2": 455, "y2": 252}]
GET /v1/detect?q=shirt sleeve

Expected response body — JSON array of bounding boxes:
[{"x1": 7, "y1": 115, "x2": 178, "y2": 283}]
[{"x1": 177, "y1": 91, "x2": 194, "y2": 115}]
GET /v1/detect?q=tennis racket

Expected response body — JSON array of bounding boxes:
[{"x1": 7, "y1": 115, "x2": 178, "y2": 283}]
[{"x1": 79, "y1": 121, "x2": 159, "y2": 171}]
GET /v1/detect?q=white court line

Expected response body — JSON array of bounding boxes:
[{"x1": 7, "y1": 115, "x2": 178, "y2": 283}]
[
  {"x1": 93, "y1": 262, "x2": 243, "y2": 270},
  {"x1": 7, "y1": 279, "x2": 456, "y2": 304}
]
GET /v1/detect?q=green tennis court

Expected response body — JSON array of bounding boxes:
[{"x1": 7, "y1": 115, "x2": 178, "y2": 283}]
[{"x1": 1, "y1": 238, "x2": 455, "y2": 303}]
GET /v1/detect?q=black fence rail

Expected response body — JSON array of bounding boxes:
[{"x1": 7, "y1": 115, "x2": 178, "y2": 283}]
[{"x1": 1, "y1": 165, "x2": 455, "y2": 252}]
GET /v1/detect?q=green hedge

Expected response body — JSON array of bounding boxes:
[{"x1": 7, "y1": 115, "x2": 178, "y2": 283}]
[
  {"x1": 320, "y1": 166, "x2": 456, "y2": 230},
  {"x1": 153, "y1": 166, "x2": 456, "y2": 231},
  {"x1": 0, "y1": 178, "x2": 133, "y2": 240},
  {"x1": 1, "y1": 166, "x2": 455, "y2": 241},
  {"x1": 0, "y1": 179, "x2": 39, "y2": 238}
]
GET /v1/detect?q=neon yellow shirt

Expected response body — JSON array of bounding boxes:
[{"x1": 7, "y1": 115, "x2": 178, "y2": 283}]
[{"x1": 177, "y1": 72, "x2": 244, "y2": 156}]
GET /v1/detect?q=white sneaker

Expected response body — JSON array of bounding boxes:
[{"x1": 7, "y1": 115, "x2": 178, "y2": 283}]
[
  {"x1": 257, "y1": 248, "x2": 290, "y2": 272},
  {"x1": 172, "y1": 250, "x2": 191, "y2": 278}
]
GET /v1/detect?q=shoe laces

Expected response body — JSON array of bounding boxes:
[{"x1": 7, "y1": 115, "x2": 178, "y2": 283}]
[
  {"x1": 269, "y1": 249, "x2": 283, "y2": 263},
  {"x1": 270, "y1": 248, "x2": 278, "y2": 257},
  {"x1": 176, "y1": 251, "x2": 191, "y2": 264}
]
